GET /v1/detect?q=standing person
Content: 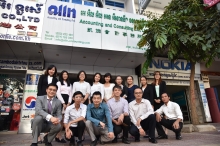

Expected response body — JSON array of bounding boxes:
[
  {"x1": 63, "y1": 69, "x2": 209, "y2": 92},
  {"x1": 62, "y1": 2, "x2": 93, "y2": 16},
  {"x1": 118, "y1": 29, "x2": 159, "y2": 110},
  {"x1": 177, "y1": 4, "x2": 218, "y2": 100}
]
[
  {"x1": 64, "y1": 91, "x2": 87, "y2": 146},
  {"x1": 151, "y1": 71, "x2": 166, "y2": 111},
  {"x1": 129, "y1": 87, "x2": 157, "y2": 144},
  {"x1": 90, "y1": 73, "x2": 104, "y2": 101},
  {"x1": 37, "y1": 65, "x2": 58, "y2": 96},
  {"x1": 140, "y1": 76, "x2": 154, "y2": 108},
  {"x1": 126, "y1": 76, "x2": 138, "y2": 103},
  {"x1": 55, "y1": 70, "x2": 72, "y2": 143},
  {"x1": 37, "y1": 65, "x2": 58, "y2": 144},
  {"x1": 72, "y1": 71, "x2": 91, "y2": 105},
  {"x1": 85, "y1": 91, "x2": 115, "y2": 146},
  {"x1": 103, "y1": 73, "x2": 115, "y2": 102},
  {"x1": 31, "y1": 83, "x2": 62, "y2": 146},
  {"x1": 155, "y1": 93, "x2": 183, "y2": 140},
  {"x1": 107, "y1": 85, "x2": 130, "y2": 144},
  {"x1": 115, "y1": 75, "x2": 128, "y2": 99}
]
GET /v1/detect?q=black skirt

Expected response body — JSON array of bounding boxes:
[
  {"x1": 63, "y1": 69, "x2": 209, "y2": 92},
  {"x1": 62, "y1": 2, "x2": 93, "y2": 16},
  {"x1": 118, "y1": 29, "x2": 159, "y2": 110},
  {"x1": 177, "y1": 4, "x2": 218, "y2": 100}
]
[{"x1": 61, "y1": 94, "x2": 69, "y2": 104}]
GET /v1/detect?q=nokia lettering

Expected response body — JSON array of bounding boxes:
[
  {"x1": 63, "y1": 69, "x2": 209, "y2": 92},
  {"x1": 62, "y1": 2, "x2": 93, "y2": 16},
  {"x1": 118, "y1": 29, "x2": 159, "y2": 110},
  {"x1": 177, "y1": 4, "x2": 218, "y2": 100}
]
[
  {"x1": 150, "y1": 59, "x2": 191, "y2": 71},
  {"x1": 48, "y1": 5, "x2": 76, "y2": 18}
]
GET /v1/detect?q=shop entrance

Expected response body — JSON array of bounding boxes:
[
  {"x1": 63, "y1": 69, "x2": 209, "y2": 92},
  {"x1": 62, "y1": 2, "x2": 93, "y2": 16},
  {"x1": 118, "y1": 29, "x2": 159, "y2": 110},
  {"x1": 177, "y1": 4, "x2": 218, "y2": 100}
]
[{"x1": 166, "y1": 85, "x2": 191, "y2": 124}]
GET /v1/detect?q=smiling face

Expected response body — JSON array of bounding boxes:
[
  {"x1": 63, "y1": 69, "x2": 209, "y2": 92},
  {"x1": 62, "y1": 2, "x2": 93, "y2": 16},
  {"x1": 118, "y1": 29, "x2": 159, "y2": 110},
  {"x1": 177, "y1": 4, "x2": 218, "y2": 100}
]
[
  {"x1": 113, "y1": 87, "x2": 122, "y2": 98},
  {"x1": 46, "y1": 85, "x2": 57, "y2": 98},
  {"x1": 92, "y1": 94, "x2": 102, "y2": 106},
  {"x1": 140, "y1": 77, "x2": 147, "y2": 86},
  {"x1": 73, "y1": 94, "x2": 83, "y2": 104},
  {"x1": 62, "y1": 72, "x2": 68, "y2": 80},
  {"x1": 115, "y1": 76, "x2": 122, "y2": 85},
  {"x1": 105, "y1": 76, "x2": 111, "y2": 83},
  {"x1": 94, "y1": 74, "x2": 101, "y2": 82},
  {"x1": 134, "y1": 88, "x2": 143, "y2": 100},
  {"x1": 79, "y1": 72, "x2": 85, "y2": 81},
  {"x1": 48, "y1": 67, "x2": 56, "y2": 76},
  {"x1": 154, "y1": 72, "x2": 161, "y2": 80},
  {"x1": 127, "y1": 76, "x2": 133, "y2": 85}
]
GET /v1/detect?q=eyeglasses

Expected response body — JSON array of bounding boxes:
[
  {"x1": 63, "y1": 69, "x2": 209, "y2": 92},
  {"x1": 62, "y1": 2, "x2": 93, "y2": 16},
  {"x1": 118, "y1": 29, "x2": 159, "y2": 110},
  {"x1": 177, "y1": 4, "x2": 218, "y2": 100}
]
[
  {"x1": 48, "y1": 88, "x2": 57, "y2": 92},
  {"x1": 134, "y1": 92, "x2": 143, "y2": 95}
]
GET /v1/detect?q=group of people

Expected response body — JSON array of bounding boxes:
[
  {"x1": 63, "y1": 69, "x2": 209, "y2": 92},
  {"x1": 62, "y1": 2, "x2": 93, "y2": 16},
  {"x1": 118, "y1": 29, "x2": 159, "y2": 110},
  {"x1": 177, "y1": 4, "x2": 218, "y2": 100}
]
[{"x1": 30, "y1": 65, "x2": 183, "y2": 146}]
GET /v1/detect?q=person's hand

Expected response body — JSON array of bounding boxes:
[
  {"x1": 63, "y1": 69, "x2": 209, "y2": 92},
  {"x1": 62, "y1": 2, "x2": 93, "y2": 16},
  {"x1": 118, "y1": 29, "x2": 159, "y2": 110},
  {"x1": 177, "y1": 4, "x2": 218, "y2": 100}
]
[
  {"x1": 108, "y1": 132, "x2": 114, "y2": 139},
  {"x1": 67, "y1": 103, "x2": 70, "y2": 107},
  {"x1": 136, "y1": 118, "x2": 142, "y2": 127},
  {"x1": 154, "y1": 99, "x2": 161, "y2": 103},
  {"x1": 156, "y1": 113, "x2": 162, "y2": 122},
  {"x1": 118, "y1": 114, "x2": 124, "y2": 123},
  {"x1": 63, "y1": 104, "x2": 67, "y2": 110},
  {"x1": 100, "y1": 122, "x2": 105, "y2": 129},
  {"x1": 124, "y1": 112, "x2": 129, "y2": 116},
  {"x1": 139, "y1": 128, "x2": 146, "y2": 136},
  {"x1": 65, "y1": 128, "x2": 72, "y2": 139},
  {"x1": 50, "y1": 117, "x2": 59, "y2": 124},
  {"x1": 173, "y1": 121, "x2": 180, "y2": 129},
  {"x1": 81, "y1": 99, "x2": 85, "y2": 103}
]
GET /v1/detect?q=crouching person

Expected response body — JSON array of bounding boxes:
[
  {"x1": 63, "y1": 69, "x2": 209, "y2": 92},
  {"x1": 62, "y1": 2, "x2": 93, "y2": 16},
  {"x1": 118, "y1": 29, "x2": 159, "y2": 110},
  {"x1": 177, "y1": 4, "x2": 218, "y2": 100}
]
[
  {"x1": 31, "y1": 83, "x2": 62, "y2": 146},
  {"x1": 64, "y1": 91, "x2": 87, "y2": 146},
  {"x1": 85, "y1": 91, "x2": 115, "y2": 146}
]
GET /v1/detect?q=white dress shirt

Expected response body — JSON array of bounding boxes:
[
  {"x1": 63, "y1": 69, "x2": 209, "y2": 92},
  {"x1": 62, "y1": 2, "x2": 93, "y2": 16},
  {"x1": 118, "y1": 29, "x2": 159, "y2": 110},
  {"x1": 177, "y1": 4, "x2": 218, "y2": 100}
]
[
  {"x1": 56, "y1": 81, "x2": 72, "y2": 104},
  {"x1": 91, "y1": 82, "x2": 104, "y2": 99},
  {"x1": 129, "y1": 99, "x2": 154, "y2": 128},
  {"x1": 64, "y1": 103, "x2": 87, "y2": 127},
  {"x1": 48, "y1": 76, "x2": 53, "y2": 84},
  {"x1": 155, "y1": 101, "x2": 183, "y2": 120},
  {"x1": 46, "y1": 96, "x2": 54, "y2": 121},
  {"x1": 72, "y1": 81, "x2": 91, "y2": 96},
  {"x1": 155, "y1": 85, "x2": 159, "y2": 97},
  {"x1": 104, "y1": 83, "x2": 115, "y2": 100}
]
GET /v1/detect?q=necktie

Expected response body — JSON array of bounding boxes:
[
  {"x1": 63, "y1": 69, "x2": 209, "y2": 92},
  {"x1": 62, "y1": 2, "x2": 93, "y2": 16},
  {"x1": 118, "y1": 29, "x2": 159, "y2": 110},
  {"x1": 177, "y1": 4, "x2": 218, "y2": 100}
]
[{"x1": 47, "y1": 99, "x2": 52, "y2": 114}]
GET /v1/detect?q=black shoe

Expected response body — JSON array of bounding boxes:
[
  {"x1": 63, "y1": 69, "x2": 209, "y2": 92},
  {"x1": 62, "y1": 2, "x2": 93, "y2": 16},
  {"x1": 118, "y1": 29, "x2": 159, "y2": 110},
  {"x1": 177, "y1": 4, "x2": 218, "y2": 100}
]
[
  {"x1": 55, "y1": 137, "x2": 66, "y2": 143},
  {"x1": 37, "y1": 140, "x2": 42, "y2": 144},
  {"x1": 90, "y1": 139, "x2": 97, "y2": 146},
  {"x1": 134, "y1": 137, "x2": 140, "y2": 142},
  {"x1": 30, "y1": 143, "x2": 38, "y2": 146},
  {"x1": 69, "y1": 142, "x2": 75, "y2": 146},
  {"x1": 77, "y1": 141, "x2": 83, "y2": 146},
  {"x1": 112, "y1": 137, "x2": 117, "y2": 143},
  {"x1": 45, "y1": 143, "x2": 52, "y2": 146},
  {"x1": 156, "y1": 135, "x2": 168, "y2": 139},
  {"x1": 122, "y1": 137, "x2": 130, "y2": 144},
  {"x1": 149, "y1": 138, "x2": 157, "y2": 144},
  {"x1": 143, "y1": 135, "x2": 149, "y2": 138},
  {"x1": 100, "y1": 141, "x2": 105, "y2": 145},
  {"x1": 43, "y1": 135, "x2": 48, "y2": 144},
  {"x1": 176, "y1": 135, "x2": 182, "y2": 140}
]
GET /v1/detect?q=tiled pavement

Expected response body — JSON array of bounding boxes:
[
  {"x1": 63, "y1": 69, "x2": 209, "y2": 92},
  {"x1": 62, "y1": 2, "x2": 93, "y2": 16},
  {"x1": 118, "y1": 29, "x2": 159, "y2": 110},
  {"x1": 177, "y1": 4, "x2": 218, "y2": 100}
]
[{"x1": 0, "y1": 129, "x2": 220, "y2": 146}]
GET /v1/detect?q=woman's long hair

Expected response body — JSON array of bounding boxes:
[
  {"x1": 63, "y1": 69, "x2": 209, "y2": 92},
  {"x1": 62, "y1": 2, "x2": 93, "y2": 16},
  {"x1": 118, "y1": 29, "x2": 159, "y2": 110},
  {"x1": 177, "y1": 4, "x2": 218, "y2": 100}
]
[
  {"x1": 44, "y1": 65, "x2": 57, "y2": 77},
  {"x1": 59, "y1": 70, "x2": 71, "y2": 86}
]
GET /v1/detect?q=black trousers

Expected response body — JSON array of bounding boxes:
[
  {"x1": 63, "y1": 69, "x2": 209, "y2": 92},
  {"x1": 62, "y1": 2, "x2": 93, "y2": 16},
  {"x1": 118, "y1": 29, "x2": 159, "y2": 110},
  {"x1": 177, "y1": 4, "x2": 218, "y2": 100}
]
[
  {"x1": 112, "y1": 116, "x2": 130, "y2": 138},
  {"x1": 65, "y1": 121, "x2": 85, "y2": 143},
  {"x1": 129, "y1": 114, "x2": 156, "y2": 139},
  {"x1": 156, "y1": 117, "x2": 183, "y2": 136}
]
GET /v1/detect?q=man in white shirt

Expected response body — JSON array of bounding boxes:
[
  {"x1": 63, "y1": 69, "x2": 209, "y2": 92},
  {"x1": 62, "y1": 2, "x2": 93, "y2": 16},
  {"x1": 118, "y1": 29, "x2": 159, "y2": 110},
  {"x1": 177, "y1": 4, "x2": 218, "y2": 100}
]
[
  {"x1": 64, "y1": 91, "x2": 87, "y2": 146},
  {"x1": 155, "y1": 93, "x2": 183, "y2": 140},
  {"x1": 129, "y1": 87, "x2": 157, "y2": 144}
]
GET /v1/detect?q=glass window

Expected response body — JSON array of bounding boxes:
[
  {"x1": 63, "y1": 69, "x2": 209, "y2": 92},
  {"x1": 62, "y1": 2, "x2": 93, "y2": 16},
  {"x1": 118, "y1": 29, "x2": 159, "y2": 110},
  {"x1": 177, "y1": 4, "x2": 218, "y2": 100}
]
[
  {"x1": 58, "y1": 0, "x2": 70, "y2": 2},
  {"x1": 105, "y1": 0, "x2": 124, "y2": 8},
  {"x1": 72, "y1": 0, "x2": 82, "y2": 4},
  {"x1": 84, "y1": 1, "x2": 95, "y2": 7}
]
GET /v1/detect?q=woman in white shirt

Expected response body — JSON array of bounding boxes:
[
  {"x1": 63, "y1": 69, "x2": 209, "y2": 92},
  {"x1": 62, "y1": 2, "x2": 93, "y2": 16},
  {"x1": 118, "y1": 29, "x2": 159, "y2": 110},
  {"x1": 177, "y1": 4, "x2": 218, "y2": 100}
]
[
  {"x1": 103, "y1": 73, "x2": 115, "y2": 102},
  {"x1": 55, "y1": 70, "x2": 72, "y2": 143},
  {"x1": 90, "y1": 73, "x2": 104, "y2": 101},
  {"x1": 72, "y1": 70, "x2": 91, "y2": 105}
]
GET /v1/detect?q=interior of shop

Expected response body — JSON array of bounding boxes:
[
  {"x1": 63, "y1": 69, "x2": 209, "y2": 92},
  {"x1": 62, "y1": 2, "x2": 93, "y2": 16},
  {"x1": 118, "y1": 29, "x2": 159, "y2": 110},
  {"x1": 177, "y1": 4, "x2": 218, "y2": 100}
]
[
  {"x1": 209, "y1": 78, "x2": 220, "y2": 110},
  {"x1": 166, "y1": 85, "x2": 191, "y2": 124}
]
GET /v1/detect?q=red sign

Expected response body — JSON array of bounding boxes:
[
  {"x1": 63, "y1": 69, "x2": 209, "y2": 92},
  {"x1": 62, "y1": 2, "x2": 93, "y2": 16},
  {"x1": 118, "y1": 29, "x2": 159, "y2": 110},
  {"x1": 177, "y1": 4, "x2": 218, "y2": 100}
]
[{"x1": 204, "y1": 0, "x2": 220, "y2": 7}]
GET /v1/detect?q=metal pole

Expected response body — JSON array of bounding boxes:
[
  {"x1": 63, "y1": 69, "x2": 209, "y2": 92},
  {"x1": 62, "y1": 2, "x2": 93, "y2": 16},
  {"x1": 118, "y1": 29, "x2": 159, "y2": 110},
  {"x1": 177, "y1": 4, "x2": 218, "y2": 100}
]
[{"x1": 217, "y1": 3, "x2": 220, "y2": 11}]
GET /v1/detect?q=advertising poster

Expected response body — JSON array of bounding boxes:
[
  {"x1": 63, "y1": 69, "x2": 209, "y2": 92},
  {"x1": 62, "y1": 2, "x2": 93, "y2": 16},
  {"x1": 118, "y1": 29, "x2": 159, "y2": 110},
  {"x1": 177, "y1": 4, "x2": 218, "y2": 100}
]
[
  {"x1": 198, "y1": 81, "x2": 212, "y2": 122},
  {"x1": 0, "y1": 0, "x2": 46, "y2": 43},
  {"x1": 41, "y1": 0, "x2": 147, "y2": 52},
  {"x1": 19, "y1": 70, "x2": 42, "y2": 133}
]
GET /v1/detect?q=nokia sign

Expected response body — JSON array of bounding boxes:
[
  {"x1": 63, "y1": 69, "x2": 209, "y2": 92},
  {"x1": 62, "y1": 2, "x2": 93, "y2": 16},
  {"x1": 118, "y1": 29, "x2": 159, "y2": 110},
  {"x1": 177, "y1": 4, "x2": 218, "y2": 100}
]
[
  {"x1": 150, "y1": 59, "x2": 191, "y2": 71},
  {"x1": 48, "y1": 5, "x2": 76, "y2": 18}
]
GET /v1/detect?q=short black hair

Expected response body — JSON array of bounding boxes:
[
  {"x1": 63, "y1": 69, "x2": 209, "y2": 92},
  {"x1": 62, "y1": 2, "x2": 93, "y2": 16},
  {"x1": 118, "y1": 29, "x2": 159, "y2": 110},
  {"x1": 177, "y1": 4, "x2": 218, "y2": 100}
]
[
  {"x1": 73, "y1": 91, "x2": 84, "y2": 98},
  {"x1": 112, "y1": 85, "x2": 122, "y2": 91},
  {"x1": 44, "y1": 65, "x2": 57, "y2": 77},
  {"x1": 46, "y1": 83, "x2": 58, "y2": 90},
  {"x1": 134, "y1": 87, "x2": 142, "y2": 93},
  {"x1": 77, "y1": 70, "x2": 87, "y2": 81},
  {"x1": 104, "y1": 73, "x2": 112, "y2": 83},
  {"x1": 90, "y1": 91, "x2": 102, "y2": 103},
  {"x1": 161, "y1": 92, "x2": 170, "y2": 97}
]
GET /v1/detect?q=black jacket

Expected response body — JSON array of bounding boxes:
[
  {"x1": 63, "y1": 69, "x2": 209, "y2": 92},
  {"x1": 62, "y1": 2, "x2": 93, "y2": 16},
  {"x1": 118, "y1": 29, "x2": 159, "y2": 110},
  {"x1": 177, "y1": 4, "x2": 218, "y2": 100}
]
[
  {"x1": 142, "y1": 84, "x2": 154, "y2": 106},
  {"x1": 120, "y1": 85, "x2": 128, "y2": 98},
  {"x1": 37, "y1": 75, "x2": 58, "y2": 96},
  {"x1": 152, "y1": 81, "x2": 166, "y2": 99}
]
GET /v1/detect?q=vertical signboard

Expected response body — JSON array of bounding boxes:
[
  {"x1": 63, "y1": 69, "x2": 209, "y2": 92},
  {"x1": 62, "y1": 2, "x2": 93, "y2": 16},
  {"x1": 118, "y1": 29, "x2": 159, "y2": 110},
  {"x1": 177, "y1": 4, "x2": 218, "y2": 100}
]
[
  {"x1": 198, "y1": 81, "x2": 212, "y2": 122},
  {"x1": 18, "y1": 70, "x2": 42, "y2": 133},
  {"x1": 0, "y1": 0, "x2": 45, "y2": 43}
]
